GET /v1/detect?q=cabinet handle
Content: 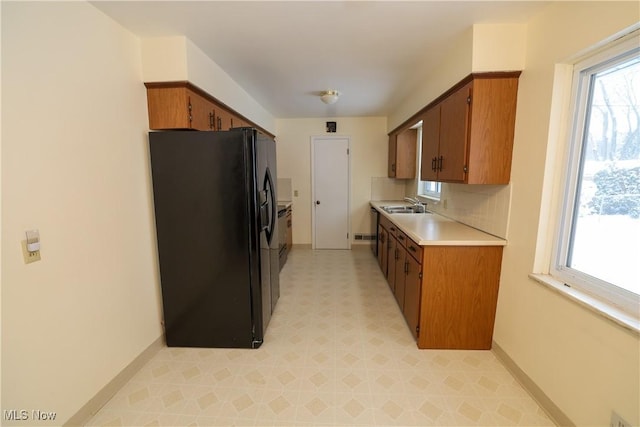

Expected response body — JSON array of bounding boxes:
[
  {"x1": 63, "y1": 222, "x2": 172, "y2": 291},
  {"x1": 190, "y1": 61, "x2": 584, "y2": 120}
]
[
  {"x1": 431, "y1": 157, "x2": 437, "y2": 172},
  {"x1": 398, "y1": 235, "x2": 405, "y2": 241},
  {"x1": 394, "y1": 248, "x2": 399, "y2": 260},
  {"x1": 217, "y1": 117, "x2": 222, "y2": 130},
  {"x1": 391, "y1": 163, "x2": 396, "y2": 172},
  {"x1": 409, "y1": 245, "x2": 417, "y2": 253},
  {"x1": 209, "y1": 112, "x2": 215, "y2": 129},
  {"x1": 404, "y1": 261, "x2": 409, "y2": 274},
  {"x1": 438, "y1": 156, "x2": 443, "y2": 171}
]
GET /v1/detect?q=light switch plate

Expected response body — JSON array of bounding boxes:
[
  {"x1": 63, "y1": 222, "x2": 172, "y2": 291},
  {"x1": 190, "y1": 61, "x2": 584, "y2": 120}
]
[{"x1": 22, "y1": 240, "x2": 41, "y2": 264}]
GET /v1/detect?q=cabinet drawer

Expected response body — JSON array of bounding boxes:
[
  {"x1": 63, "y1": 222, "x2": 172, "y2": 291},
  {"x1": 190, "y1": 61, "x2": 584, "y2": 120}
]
[
  {"x1": 387, "y1": 222, "x2": 399, "y2": 238},
  {"x1": 398, "y1": 232, "x2": 422, "y2": 262},
  {"x1": 380, "y1": 215, "x2": 393, "y2": 232},
  {"x1": 396, "y1": 231, "x2": 408, "y2": 248}
]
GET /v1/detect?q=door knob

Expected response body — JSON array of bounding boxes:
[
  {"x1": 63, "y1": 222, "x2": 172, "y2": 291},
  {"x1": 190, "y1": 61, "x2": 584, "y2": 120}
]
[{"x1": 316, "y1": 200, "x2": 320, "y2": 205}]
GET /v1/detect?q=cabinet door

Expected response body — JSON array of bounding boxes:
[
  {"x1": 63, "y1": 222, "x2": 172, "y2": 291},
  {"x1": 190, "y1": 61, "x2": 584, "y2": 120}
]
[
  {"x1": 420, "y1": 105, "x2": 440, "y2": 182},
  {"x1": 387, "y1": 235, "x2": 398, "y2": 292},
  {"x1": 215, "y1": 107, "x2": 234, "y2": 131},
  {"x1": 377, "y1": 226, "x2": 387, "y2": 273},
  {"x1": 403, "y1": 254, "x2": 422, "y2": 340},
  {"x1": 439, "y1": 82, "x2": 471, "y2": 182},
  {"x1": 466, "y1": 77, "x2": 519, "y2": 184},
  {"x1": 187, "y1": 89, "x2": 215, "y2": 131},
  {"x1": 146, "y1": 87, "x2": 191, "y2": 129},
  {"x1": 388, "y1": 134, "x2": 398, "y2": 177},
  {"x1": 394, "y1": 249, "x2": 406, "y2": 310},
  {"x1": 395, "y1": 129, "x2": 417, "y2": 179}
]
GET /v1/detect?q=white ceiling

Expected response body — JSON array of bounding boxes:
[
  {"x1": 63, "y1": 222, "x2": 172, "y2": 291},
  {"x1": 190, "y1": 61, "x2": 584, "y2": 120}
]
[{"x1": 92, "y1": 1, "x2": 548, "y2": 118}]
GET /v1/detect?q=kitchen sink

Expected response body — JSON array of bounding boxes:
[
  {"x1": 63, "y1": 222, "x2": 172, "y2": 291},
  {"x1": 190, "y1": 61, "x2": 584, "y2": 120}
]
[{"x1": 381, "y1": 205, "x2": 430, "y2": 214}]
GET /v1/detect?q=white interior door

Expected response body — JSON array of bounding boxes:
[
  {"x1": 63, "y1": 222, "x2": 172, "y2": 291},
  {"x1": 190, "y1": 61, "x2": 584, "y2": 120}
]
[{"x1": 312, "y1": 136, "x2": 350, "y2": 249}]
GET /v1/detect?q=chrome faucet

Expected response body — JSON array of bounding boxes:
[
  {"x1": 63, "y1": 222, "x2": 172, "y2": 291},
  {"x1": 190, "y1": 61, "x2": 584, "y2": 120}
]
[
  {"x1": 404, "y1": 196, "x2": 426, "y2": 213},
  {"x1": 404, "y1": 196, "x2": 420, "y2": 205}
]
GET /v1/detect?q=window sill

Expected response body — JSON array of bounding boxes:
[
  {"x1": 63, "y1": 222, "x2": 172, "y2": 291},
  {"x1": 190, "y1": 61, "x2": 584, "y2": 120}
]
[{"x1": 529, "y1": 273, "x2": 639, "y2": 335}]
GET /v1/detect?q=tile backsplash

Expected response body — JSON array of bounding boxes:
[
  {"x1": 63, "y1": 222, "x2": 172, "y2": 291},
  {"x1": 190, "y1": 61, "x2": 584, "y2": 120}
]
[
  {"x1": 426, "y1": 183, "x2": 512, "y2": 239},
  {"x1": 277, "y1": 178, "x2": 292, "y2": 202},
  {"x1": 371, "y1": 177, "x2": 407, "y2": 201}
]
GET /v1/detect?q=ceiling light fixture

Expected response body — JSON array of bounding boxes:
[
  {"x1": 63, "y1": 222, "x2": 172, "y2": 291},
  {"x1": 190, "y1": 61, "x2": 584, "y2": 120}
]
[{"x1": 320, "y1": 90, "x2": 340, "y2": 105}]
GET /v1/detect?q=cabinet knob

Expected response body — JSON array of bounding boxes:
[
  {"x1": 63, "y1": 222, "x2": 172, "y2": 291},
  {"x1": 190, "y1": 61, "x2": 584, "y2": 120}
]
[{"x1": 463, "y1": 166, "x2": 468, "y2": 173}]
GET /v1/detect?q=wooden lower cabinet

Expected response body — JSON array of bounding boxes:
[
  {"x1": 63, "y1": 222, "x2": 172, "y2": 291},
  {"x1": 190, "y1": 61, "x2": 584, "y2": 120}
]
[
  {"x1": 387, "y1": 235, "x2": 398, "y2": 293},
  {"x1": 376, "y1": 222, "x2": 503, "y2": 349},
  {"x1": 393, "y1": 248, "x2": 406, "y2": 309},
  {"x1": 403, "y1": 254, "x2": 422, "y2": 340},
  {"x1": 418, "y1": 245, "x2": 503, "y2": 349},
  {"x1": 377, "y1": 225, "x2": 387, "y2": 275}
]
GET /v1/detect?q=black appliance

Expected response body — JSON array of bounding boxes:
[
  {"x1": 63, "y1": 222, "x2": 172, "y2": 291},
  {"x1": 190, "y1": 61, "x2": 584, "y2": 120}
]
[
  {"x1": 149, "y1": 128, "x2": 279, "y2": 349},
  {"x1": 277, "y1": 206, "x2": 287, "y2": 270},
  {"x1": 370, "y1": 206, "x2": 379, "y2": 256}
]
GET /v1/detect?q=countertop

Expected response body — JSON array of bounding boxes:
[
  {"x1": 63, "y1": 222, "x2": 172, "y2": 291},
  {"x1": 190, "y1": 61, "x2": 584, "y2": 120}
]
[
  {"x1": 277, "y1": 201, "x2": 292, "y2": 211},
  {"x1": 370, "y1": 201, "x2": 506, "y2": 246}
]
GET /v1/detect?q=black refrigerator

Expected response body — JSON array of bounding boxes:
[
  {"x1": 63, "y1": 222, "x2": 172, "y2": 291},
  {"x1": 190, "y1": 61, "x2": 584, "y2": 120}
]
[{"x1": 149, "y1": 128, "x2": 279, "y2": 349}]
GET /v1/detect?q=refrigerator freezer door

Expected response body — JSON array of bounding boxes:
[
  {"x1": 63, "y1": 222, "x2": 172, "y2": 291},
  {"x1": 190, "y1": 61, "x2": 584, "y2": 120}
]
[{"x1": 149, "y1": 130, "x2": 261, "y2": 348}]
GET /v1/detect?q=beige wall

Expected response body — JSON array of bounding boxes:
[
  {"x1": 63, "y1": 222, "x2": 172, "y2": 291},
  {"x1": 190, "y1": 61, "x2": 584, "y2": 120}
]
[
  {"x1": 2, "y1": 2, "x2": 163, "y2": 424},
  {"x1": 275, "y1": 117, "x2": 388, "y2": 245},
  {"x1": 495, "y1": 3, "x2": 640, "y2": 426},
  {"x1": 390, "y1": 5, "x2": 639, "y2": 424}
]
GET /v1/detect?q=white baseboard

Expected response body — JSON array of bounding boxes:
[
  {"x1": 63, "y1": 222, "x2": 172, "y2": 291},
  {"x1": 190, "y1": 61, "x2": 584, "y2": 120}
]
[
  {"x1": 64, "y1": 336, "x2": 164, "y2": 426},
  {"x1": 492, "y1": 341, "x2": 574, "y2": 427}
]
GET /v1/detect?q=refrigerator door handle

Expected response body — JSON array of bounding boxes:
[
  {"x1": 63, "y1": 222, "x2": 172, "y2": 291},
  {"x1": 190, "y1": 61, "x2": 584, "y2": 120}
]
[
  {"x1": 259, "y1": 190, "x2": 269, "y2": 231},
  {"x1": 264, "y1": 167, "x2": 276, "y2": 245}
]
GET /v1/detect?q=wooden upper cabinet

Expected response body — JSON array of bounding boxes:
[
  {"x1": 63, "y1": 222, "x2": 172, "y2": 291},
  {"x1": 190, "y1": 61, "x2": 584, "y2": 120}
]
[
  {"x1": 388, "y1": 128, "x2": 417, "y2": 179},
  {"x1": 388, "y1": 134, "x2": 397, "y2": 177},
  {"x1": 419, "y1": 105, "x2": 440, "y2": 182},
  {"x1": 402, "y1": 72, "x2": 520, "y2": 185},
  {"x1": 144, "y1": 81, "x2": 276, "y2": 138},
  {"x1": 215, "y1": 106, "x2": 234, "y2": 131},
  {"x1": 466, "y1": 76, "x2": 519, "y2": 184},
  {"x1": 146, "y1": 85, "x2": 214, "y2": 131},
  {"x1": 187, "y1": 88, "x2": 216, "y2": 131},
  {"x1": 439, "y1": 82, "x2": 471, "y2": 182}
]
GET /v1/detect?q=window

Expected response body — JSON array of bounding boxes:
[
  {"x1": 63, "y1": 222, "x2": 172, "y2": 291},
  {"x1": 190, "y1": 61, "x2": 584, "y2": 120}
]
[
  {"x1": 553, "y1": 34, "x2": 640, "y2": 316},
  {"x1": 415, "y1": 124, "x2": 442, "y2": 200}
]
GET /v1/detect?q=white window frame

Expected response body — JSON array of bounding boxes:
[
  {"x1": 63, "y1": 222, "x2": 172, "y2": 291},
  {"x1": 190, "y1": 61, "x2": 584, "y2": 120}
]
[{"x1": 551, "y1": 34, "x2": 640, "y2": 317}]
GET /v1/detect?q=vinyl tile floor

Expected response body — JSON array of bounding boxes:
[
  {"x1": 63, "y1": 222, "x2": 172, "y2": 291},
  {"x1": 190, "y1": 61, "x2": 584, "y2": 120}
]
[{"x1": 86, "y1": 247, "x2": 555, "y2": 426}]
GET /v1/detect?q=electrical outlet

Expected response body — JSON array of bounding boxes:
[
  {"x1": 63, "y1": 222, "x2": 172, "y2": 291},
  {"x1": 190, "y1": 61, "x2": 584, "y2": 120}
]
[
  {"x1": 443, "y1": 199, "x2": 448, "y2": 209},
  {"x1": 22, "y1": 240, "x2": 41, "y2": 264},
  {"x1": 294, "y1": 190, "x2": 299, "y2": 197},
  {"x1": 611, "y1": 411, "x2": 630, "y2": 427}
]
